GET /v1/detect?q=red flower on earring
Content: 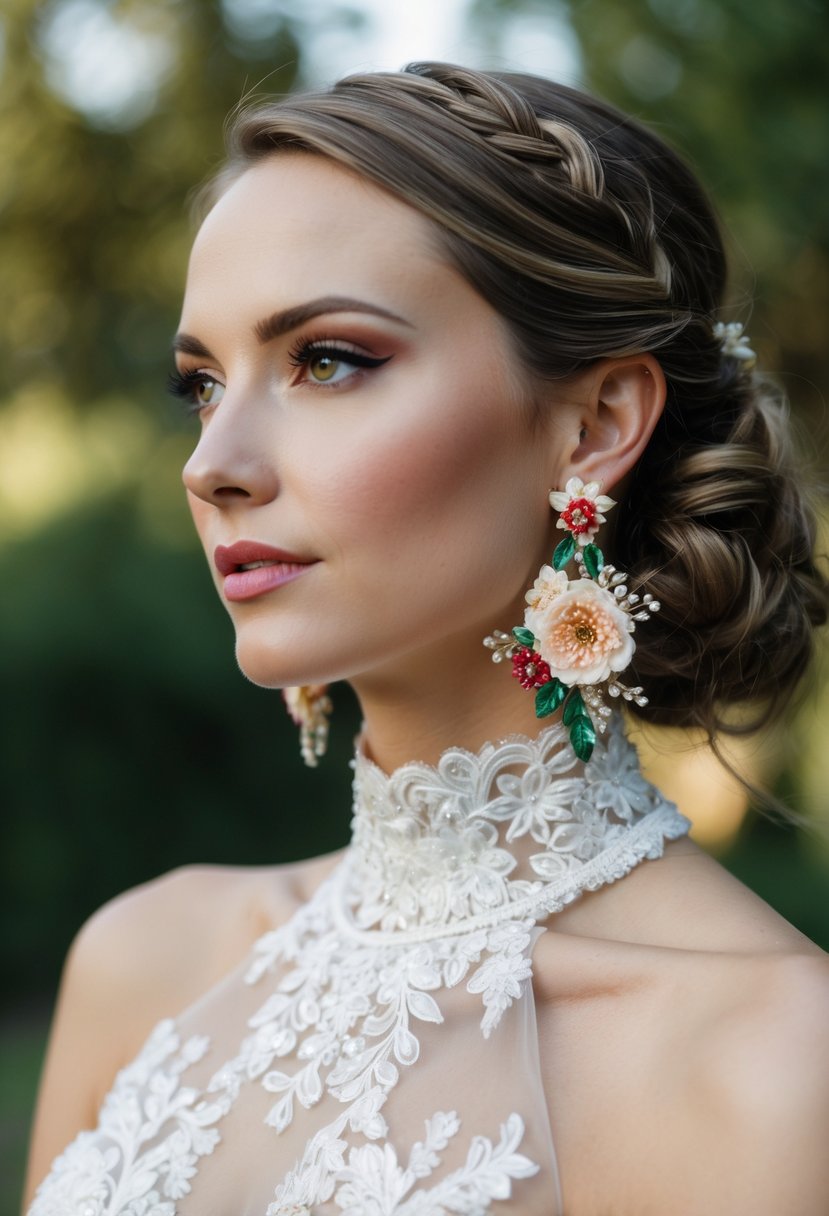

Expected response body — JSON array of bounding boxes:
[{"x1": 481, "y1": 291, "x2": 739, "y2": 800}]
[
  {"x1": 512, "y1": 647, "x2": 552, "y2": 690},
  {"x1": 548, "y1": 478, "x2": 615, "y2": 546}
]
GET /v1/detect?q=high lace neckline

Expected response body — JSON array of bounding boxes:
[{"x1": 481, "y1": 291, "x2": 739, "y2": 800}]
[
  {"x1": 28, "y1": 714, "x2": 692, "y2": 1216},
  {"x1": 340, "y1": 714, "x2": 690, "y2": 943}
]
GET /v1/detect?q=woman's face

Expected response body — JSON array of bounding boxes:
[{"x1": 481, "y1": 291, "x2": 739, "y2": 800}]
[{"x1": 178, "y1": 153, "x2": 571, "y2": 690}]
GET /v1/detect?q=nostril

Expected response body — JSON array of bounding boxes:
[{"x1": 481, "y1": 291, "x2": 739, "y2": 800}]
[{"x1": 182, "y1": 449, "x2": 278, "y2": 506}]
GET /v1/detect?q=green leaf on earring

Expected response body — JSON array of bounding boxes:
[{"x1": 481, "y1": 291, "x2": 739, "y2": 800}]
[
  {"x1": 569, "y1": 714, "x2": 597, "y2": 762},
  {"x1": 562, "y1": 688, "x2": 586, "y2": 726},
  {"x1": 535, "y1": 678, "x2": 567, "y2": 718},
  {"x1": 583, "y1": 543, "x2": 604, "y2": 580},
  {"x1": 512, "y1": 626, "x2": 535, "y2": 648},
  {"x1": 552, "y1": 534, "x2": 576, "y2": 571}
]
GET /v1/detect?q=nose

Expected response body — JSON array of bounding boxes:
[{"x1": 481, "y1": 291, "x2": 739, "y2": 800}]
[{"x1": 182, "y1": 398, "x2": 280, "y2": 508}]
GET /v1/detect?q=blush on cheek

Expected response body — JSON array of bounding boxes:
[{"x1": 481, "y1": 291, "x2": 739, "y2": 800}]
[{"x1": 311, "y1": 388, "x2": 541, "y2": 635}]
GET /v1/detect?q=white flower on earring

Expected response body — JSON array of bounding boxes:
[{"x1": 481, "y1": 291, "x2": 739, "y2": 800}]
[
  {"x1": 524, "y1": 565, "x2": 568, "y2": 613},
  {"x1": 548, "y1": 478, "x2": 616, "y2": 547}
]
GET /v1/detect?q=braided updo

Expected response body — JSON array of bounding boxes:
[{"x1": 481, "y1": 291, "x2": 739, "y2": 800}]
[{"x1": 207, "y1": 62, "x2": 827, "y2": 737}]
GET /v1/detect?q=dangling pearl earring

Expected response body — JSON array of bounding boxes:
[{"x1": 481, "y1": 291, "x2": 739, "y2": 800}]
[{"x1": 282, "y1": 685, "x2": 333, "y2": 767}]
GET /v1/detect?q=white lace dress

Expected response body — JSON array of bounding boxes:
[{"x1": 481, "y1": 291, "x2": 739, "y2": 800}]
[{"x1": 29, "y1": 717, "x2": 689, "y2": 1216}]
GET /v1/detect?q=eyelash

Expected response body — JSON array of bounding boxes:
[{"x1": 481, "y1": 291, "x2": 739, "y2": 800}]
[
  {"x1": 167, "y1": 368, "x2": 218, "y2": 415},
  {"x1": 167, "y1": 340, "x2": 391, "y2": 414},
  {"x1": 287, "y1": 337, "x2": 391, "y2": 379}
]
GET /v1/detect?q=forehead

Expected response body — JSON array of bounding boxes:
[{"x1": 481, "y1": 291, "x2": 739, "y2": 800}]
[{"x1": 185, "y1": 153, "x2": 445, "y2": 305}]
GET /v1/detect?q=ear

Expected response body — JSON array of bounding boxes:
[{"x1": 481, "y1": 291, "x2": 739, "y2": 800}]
[{"x1": 552, "y1": 354, "x2": 666, "y2": 494}]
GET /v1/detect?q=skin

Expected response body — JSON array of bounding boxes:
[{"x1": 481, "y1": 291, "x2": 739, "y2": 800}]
[{"x1": 24, "y1": 154, "x2": 829, "y2": 1214}]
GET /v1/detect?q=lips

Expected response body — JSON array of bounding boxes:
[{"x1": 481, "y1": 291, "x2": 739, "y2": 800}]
[{"x1": 214, "y1": 542, "x2": 318, "y2": 602}]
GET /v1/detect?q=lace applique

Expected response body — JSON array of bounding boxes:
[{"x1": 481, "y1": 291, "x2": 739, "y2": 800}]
[
  {"x1": 334, "y1": 1111, "x2": 538, "y2": 1216},
  {"x1": 201, "y1": 884, "x2": 540, "y2": 1209},
  {"x1": 29, "y1": 1021, "x2": 226, "y2": 1216},
  {"x1": 347, "y1": 717, "x2": 688, "y2": 934}
]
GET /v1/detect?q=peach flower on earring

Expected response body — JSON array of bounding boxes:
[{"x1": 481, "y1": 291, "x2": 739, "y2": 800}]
[
  {"x1": 525, "y1": 578, "x2": 635, "y2": 688},
  {"x1": 484, "y1": 479, "x2": 660, "y2": 762}
]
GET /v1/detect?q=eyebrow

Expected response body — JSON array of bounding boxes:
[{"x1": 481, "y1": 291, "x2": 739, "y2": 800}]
[
  {"x1": 172, "y1": 294, "x2": 412, "y2": 358},
  {"x1": 254, "y1": 295, "x2": 412, "y2": 344}
]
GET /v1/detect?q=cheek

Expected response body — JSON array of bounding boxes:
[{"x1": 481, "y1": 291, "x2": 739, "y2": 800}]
[{"x1": 302, "y1": 372, "x2": 548, "y2": 624}]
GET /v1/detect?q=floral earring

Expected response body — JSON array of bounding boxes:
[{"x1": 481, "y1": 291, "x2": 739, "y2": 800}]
[
  {"x1": 283, "y1": 685, "x2": 333, "y2": 767},
  {"x1": 483, "y1": 477, "x2": 660, "y2": 762}
]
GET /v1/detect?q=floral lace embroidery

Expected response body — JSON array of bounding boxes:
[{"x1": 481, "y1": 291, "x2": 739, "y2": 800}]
[
  {"x1": 29, "y1": 716, "x2": 689, "y2": 1216},
  {"x1": 209, "y1": 893, "x2": 541, "y2": 1209},
  {"x1": 30, "y1": 1021, "x2": 226, "y2": 1216},
  {"x1": 346, "y1": 717, "x2": 687, "y2": 934},
  {"x1": 334, "y1": 1111, "x2": 538, "y2": 1215}
]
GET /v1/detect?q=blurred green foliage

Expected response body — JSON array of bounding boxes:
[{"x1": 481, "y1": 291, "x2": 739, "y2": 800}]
[
  {"x1": 0, "y1": 0, "x2": 306, "y2": 409},
  {"x1": 569, "y1": 0, "x2": 829, "y2": 441},
  {"x1": 0, "y1": 491, "x2": 360, "y2": 1002}
]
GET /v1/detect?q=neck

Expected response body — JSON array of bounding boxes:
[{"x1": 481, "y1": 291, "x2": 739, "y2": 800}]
[{"x1": 350, "y1": 623, "x2": 553, "y2": 773}]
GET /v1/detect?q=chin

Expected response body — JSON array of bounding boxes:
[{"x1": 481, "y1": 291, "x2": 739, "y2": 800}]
[
  {"x1": 235, "y1": 637, "x2": 308, "y2": 690},
  {"x1": 233, "y1": 627, "x2": 347, "y2": 691}
]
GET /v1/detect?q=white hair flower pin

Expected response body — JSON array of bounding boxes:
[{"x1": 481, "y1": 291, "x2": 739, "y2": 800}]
[
  {"x1": 484, "y1": 477, "x2": 660, "y2": 763},
  {"x1": 712, "y1": 321, "x2": 756, "y2": 368}
]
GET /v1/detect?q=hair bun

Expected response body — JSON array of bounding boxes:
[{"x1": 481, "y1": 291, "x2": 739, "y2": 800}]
[{"x1": 619, "y1": 380, "x2": 828, "y2": 734}]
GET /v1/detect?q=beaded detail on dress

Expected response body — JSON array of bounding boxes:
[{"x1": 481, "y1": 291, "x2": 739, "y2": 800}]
[{"x1": 29, "y1": 716, "x2": 689, "y2": 1216}]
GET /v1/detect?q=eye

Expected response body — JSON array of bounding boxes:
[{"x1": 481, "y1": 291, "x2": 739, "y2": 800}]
[
  {"x1": 289, "y1": 339, "x2": 392, "y2": 387},
  {"x1": 192, "y1": 375, "x2": 224, "y2": 406},
  {"x1": 308, "y1": 352, "x2": 347, "y2": 384},
  {"x1": 167, "y1": 368, "x2": 226, "y2": 412}
]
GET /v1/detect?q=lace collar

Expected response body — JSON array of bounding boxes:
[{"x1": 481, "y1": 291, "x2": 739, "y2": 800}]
[{"x1": 341, "y1": 714, "x2": 690, "y2": 942}]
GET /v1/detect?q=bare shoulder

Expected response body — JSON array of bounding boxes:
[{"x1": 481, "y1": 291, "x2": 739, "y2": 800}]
[
  {"x1": 665, "y1": 948, "x2": 829, "y2": 1215},
  {"x1": 547, "y1": 947, "x2": 829, "y2": 1215},
  {"x1": 73, "y1": 862, "x2": 297, "y2": 1007},
  {"x1": 536, "y1": 839, "x2": 829, "y2": 1213},
  {"x1": 698, "y1": 949, "x2": 829, "y2": 1089},
  {"x1": 65, "y1": 851, "x2": 342, "y2": 1043},
  {"x1": 23, "y1": 852, "x2": 340, "y2": 1208},
  {"x1": 634, "y1": 845, "x2": 829, "y2": 1212}
]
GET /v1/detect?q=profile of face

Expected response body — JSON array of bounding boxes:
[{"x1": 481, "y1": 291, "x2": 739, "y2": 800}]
[{"x1": 177, "y1": 155, "x2": 612, "y2": 695}]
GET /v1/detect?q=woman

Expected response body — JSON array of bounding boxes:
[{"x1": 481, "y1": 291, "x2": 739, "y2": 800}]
[{"x1": 24, "y1": 63, "x2": 829, "y2": 1214}]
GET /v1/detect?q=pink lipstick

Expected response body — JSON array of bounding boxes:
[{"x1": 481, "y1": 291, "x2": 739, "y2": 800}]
[{"x1": 214, "y1": 542, "x2": 317, "y2": 603}]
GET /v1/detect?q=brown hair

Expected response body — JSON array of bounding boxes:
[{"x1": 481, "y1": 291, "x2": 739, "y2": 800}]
[{"x1": 204, "y1": 62, "x2": 828, "y2": 738}]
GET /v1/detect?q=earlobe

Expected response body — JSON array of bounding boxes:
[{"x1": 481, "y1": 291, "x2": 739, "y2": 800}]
[{"x1": 559, "y1": 355, "x2": 666, "y2": 493}]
